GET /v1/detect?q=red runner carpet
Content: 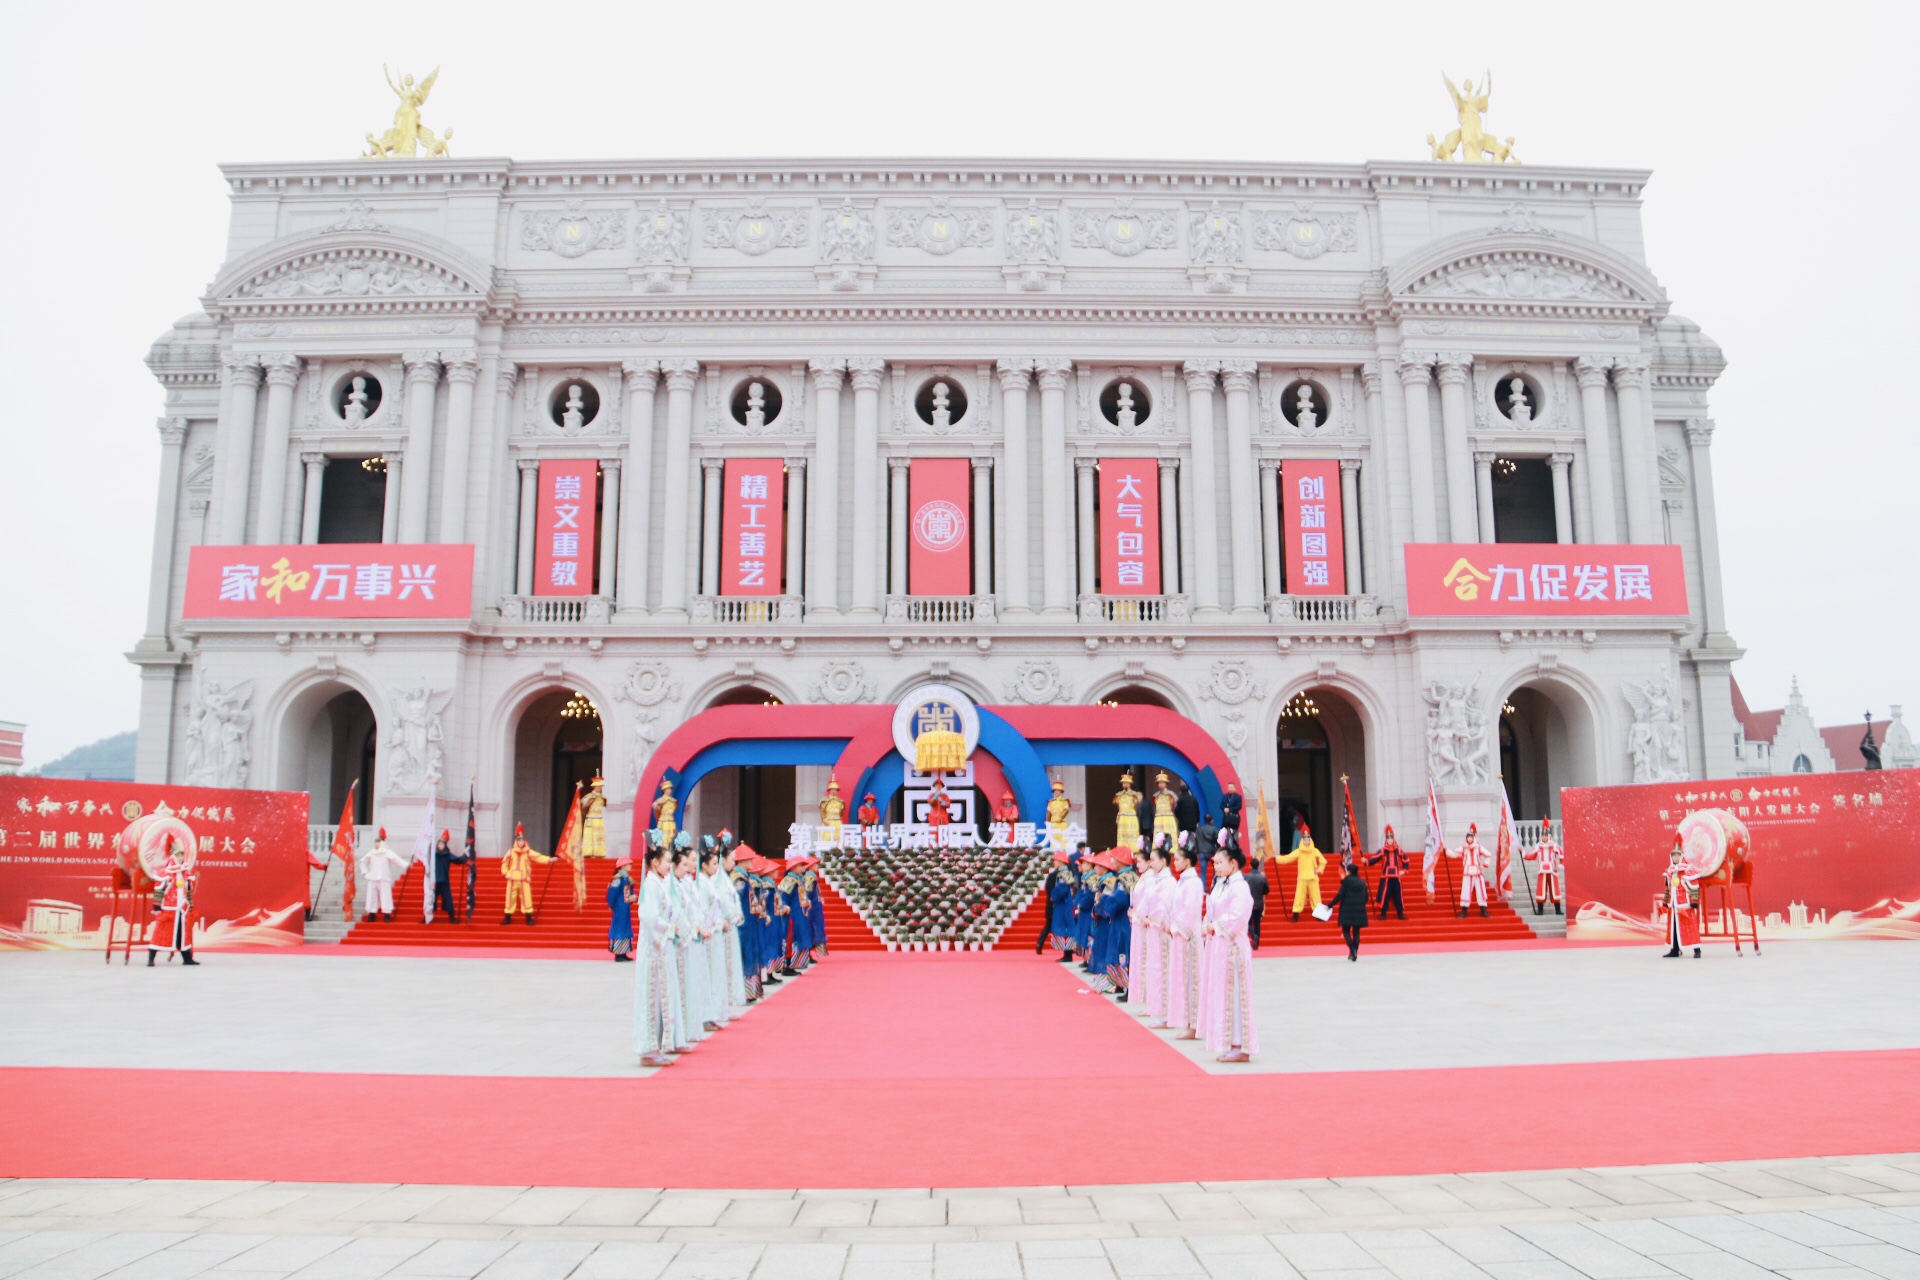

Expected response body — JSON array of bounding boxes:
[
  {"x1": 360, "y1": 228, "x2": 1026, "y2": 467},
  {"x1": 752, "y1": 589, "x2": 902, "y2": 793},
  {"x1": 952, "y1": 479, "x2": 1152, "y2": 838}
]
[{"x1": 6, "y1": 953, "x2": 1919, "y2": 1188}]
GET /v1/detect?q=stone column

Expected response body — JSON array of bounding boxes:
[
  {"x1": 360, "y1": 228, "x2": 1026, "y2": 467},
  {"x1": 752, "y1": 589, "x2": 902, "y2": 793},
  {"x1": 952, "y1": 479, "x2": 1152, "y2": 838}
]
[
  {"x1": 847, "y1": 358, "x2": 887, "y2": 617},
  {"x1": 970, "y1": 456, "x2": 992, "y2": 595},
  {"x1": 1258, "y1": 459, "x2": 1283, "y2": 601},
  {"x1": 1549, "y1": 452, "x2": 1575, "y2": 544},
  {"x1": 398, "y1": 351, "x2": 441, "y2": 544},
  {"x1": 597, "y1": 461, "x2": 620, "y2": 597},
  {"x1": 1182, "y1": 361, "x2": 1223, "y2": 616},
  {"x1": 1156, "y1": 456, "x2": 1181, "y2": 595},
  {"x1": 888, "y1": 457, "x2": 910, "y2": 596},
  {"x1": 1358, "y1": 365, "x2": 1388, "y2": 598},
  {"x1": 1074, "y1": 457, "x2": 1098, "y2": 600},
  {"x1": 214, "y1": 356, "x2": 262, "y2": 546},
  {"x1": 299, "y1": 452, "x2": 326, "y2": 544},
  {"x1": 995, "y1": 360, "x2": 1034, "y2": 614},
  {"x1": 784, "y1": 457, "x2": 807, "y2": 598},
  {"x1": 616, "y1": 361, "x2": 659, "y2": 613},
  {"x1": 1397, "y1": 356, "x2": 1439, "y2": 543},
  {"x1": 1220, "y1": 361, "x2": 1265, "y2": 616},
  {"x1": 436, "y1": 353, "x2": 480, "y2": 543},
  {"x1": 1339, "y1": 458, "x2": 1364, "y2": 594},
  {"x1": 700, "y1": 458, "x2": 724, "y2": 597},
  {"x1": 1473, "y1": 449, "x2": 1498, "y2": 544},
  {"x1": 514, "y1": 457, "x2": 538, "y2": 595},
  {"x1": 1574, "y1": 355, "x2": 1618, "y2": 543},
  {"x1": 1036, "y1": 359, "x2": 1075, "y2": 617},
  {"x1": 807, "y1": 360, "x2": 846, "y2": 616},
  {"x1": 1612, "y1": 358, "x2": 1659, "y2": 543},
  {"x1": 656, "y1": 359, "x2": 701, "y2": 618},
  {"x1": 491, "y1": 365, "x2": 520, "y2": 602},
  {"x1": 1436, "y1": 354, "x2": 1477, "y2": 544},
  {"x1": 380, "y1": 452, "x2": 404, "y2": 545},
  {"x1": 253, "y1": 355, "x2": 303, "y2": 544},
  {"x1": 143, "y1": 418, "x2": 189, "y2": 638},
  {"x1": 1686, "y1": 420, "x2": 1729, "y2": 639}
]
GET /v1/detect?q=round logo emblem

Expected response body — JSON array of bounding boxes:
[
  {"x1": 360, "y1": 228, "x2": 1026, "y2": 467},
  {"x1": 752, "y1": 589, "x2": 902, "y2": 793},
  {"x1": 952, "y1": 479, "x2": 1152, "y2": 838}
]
[
  {"x1": 913, "y1": 500, "x2": 967, "y2": 553},
  {"x1": 891, "y1": 683, "x2": 982, "y2": 766}
]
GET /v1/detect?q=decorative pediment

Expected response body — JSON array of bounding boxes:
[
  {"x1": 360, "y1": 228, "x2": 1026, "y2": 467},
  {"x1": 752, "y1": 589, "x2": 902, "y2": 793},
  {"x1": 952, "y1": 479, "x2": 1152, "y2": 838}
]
[
  {"x1": 206, "y1": 228, "x2": 491, "y2": 310},
  {"x1": 1389, "y1": 230, "x2": 1665, "y2": 314}
]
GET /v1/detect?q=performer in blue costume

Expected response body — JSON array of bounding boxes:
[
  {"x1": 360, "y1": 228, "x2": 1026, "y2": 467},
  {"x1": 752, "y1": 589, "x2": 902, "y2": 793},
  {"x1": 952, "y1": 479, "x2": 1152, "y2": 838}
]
[
  {"x1": 1099, "y1": 852, "x2": 1134, "y2": 995},
  {"x1": 805, "y1": 860, "x2": 829, "y2": 961},
  {"x1": 1071, "y1": 846, "x2": 1097, "y2": 971},
  {"x1": 1084, "y1": 855, "x2": 1116, "y2": 991},
  {"x1": 606, "y1": 856, "x2": 636, "y2": 961},
  {"x1": 1048, "y1": 850, "x2": 1080, "y2": 961}
]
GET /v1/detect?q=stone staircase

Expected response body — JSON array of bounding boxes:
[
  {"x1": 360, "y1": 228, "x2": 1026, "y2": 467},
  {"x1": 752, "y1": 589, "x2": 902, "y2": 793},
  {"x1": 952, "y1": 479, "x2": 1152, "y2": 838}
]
[{"x1": 302, "y1": 863, "x2": 355, "y2": 944}]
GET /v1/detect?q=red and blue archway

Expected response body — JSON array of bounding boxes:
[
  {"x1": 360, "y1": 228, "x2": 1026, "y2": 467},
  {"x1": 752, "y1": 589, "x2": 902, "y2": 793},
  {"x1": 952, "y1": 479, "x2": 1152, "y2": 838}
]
[{"x1": 632, "y1": 702, "x2": 1244, "y2": 849}]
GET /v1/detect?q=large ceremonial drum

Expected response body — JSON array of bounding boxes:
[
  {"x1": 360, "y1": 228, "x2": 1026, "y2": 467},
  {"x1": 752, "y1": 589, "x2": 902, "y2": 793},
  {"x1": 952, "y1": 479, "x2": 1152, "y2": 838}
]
[
  {"x1": 1675, "y1": 809, "x2": 1750, "y2": 879},
  {"x1": 114, "y1": 811, "x2": 198, "y2": 883}
]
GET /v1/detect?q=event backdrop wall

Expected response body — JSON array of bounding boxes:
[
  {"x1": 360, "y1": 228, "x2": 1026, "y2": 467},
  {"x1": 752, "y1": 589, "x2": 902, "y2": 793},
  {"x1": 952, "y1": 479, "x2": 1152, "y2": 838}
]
[
  {"x1": 1565, "y1": 768, "x2": 1920, "y2": 941},
  {"x1": 0, "y1": 778, "x2": 309, "y2": 951}
]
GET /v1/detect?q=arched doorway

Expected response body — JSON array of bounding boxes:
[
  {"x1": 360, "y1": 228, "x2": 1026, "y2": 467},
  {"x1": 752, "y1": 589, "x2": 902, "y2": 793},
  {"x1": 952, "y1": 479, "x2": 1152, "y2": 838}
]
[
  {"x1": 1498, "y1": 682, "x2": 1597, "y2": 821},
  {"x1": 1086, "y1": 685, "x2": 1177, "y2": 849},
  {"x1": 1273, "y1": 686, "x2": 1369, "y2": 851},
  {"x1": 512, "y1": 688, "x2": 603, "y2": 852},
  {"x1": 275, "y1": 683, "x2": 377, "y2": 825},
  {"x1": 692, "y1": 686, "x2": 795, "y2": 853}
]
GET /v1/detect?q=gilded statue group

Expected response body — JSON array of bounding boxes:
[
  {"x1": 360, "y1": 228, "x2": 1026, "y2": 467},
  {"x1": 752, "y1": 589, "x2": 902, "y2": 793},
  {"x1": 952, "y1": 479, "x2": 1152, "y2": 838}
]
[
  {"x1": 363, "y1": 66, "x2": 451, "y2": 159},
  {"x1": 1427, "y1": 72, "x2": 1519, "y2": 164}
]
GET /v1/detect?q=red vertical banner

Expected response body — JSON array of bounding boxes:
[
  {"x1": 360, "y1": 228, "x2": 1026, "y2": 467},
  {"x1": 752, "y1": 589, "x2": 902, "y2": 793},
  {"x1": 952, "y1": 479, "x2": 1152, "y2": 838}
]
[
  {"x1": 908, "y1": 459, "x2": 972, "y2": 595},
  {"x1": 722, "y1": 459, "x2": 785, "y2": 597},
  {"x1": 1099, "y1": 459, "x2": 1161, "y2": 594},
  {"x1": 1282, "y1": 460, "x2": 1345, "y2": 595},
  {"x1": 535, "y1": 460, "x2": 598, "y2": 597}
]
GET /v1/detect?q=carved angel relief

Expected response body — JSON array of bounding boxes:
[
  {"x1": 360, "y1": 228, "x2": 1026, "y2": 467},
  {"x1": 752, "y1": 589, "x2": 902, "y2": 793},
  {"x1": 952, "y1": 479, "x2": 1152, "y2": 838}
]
[{"x1": 237, "y1": 253, "x2": 461, "y2": 299}]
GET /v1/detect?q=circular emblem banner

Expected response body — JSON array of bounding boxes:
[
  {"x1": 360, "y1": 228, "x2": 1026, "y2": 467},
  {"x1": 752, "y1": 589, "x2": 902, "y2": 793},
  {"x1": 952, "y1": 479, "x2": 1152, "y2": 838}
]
[{"x1": 913, "y1": 500, "x2": 967, "y2": 553}]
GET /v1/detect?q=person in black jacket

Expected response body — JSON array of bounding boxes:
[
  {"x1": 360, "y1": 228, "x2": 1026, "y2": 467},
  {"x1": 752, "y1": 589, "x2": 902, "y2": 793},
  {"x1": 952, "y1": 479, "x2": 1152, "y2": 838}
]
[
  {"x1": 1173, "y1": 782, "x2": 1200, "y2": 836},
  {"x1": 1333, "y1": 861, "x2": 1370, "y2": 961},
  {"x1": 1035, "y1": 862, "x2": 1060, "y2": 955},
  {"x1": 1220, "y1": 784, "x2": 1244, "y2": 846},
  {"x1": 1243, "y1": 856, "x2": 1269, "y2": 948}
]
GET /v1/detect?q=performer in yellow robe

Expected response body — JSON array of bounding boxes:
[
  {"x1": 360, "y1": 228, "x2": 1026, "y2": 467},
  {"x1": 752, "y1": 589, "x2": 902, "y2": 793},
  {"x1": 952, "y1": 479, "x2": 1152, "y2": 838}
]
[
  {"x1": 1151, "y1": 772, "x2": 1179, "y2": 841},
  {"x1": 501, "y1": 823, "x2": 555, "y2": 924},
  {"x1": 651, "y1": 780, "x2": 679, "y2": 845},
  {"x1": 1273, "y1": 833, "x2": 1328, "y2": 922},
  {"x1": 580, "y1": 776, "x2": 608, "y2": 859},
  {"x1": 1114, "y1": 773, "x2": 1142, "y2": 847},
  {"x1": 1046, "y1": 777, "x2": 1072, "y2": 850},
  {"x1": 818, "y1": 775, "x2": 845, "y2": 847}
]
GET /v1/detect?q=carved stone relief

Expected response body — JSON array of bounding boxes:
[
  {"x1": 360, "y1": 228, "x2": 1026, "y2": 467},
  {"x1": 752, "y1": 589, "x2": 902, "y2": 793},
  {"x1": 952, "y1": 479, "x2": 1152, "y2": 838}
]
[
  {"x1": 237, "y1": 253, "x2": 463, "y2": 298},
  {"x1": 1624, "y1": 678, "x2": 1689, "y2": 783},
  {"x1": 1251, "y1": 205, "x2": 1360, "y2": 259},
  {"x1": 520, "y1": 201, "x2": 626, "y2": 258},
  {"x1": 1423, "y1": 677, "x2": 1491, "y2": 786},
  {"x1": 887, "y1": 199, "x2": 993, "y2": 255},
  {"x1": 701, "y1": 202, "x2": 810, "y2": 255},
  {"x1": 1004, "y1": 660, "x2": 1073, "y2": 705},
  {"x1": 386, "y1": 686, "x2": 451, "y2": 794},
  {"x1": 184, "y1": 678, "x2": 253, "y2": 789},
  {"x1": 810, "y1": 661, "x2": 875, "y2": 705},
  {"x1": 1069, "y1": 202, "x2": 1178, "y2": 256}
]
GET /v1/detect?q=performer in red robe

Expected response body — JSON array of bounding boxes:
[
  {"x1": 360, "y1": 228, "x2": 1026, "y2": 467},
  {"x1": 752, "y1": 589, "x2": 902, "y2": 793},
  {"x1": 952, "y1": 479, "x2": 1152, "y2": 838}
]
[
  {"x1": 1663, "y1": 838, "x2": 1700, "y2": 958},
  {"x1": 995, "y1": 790, "x2": 1019, "y2": 825},
  {"x1": 857, "y1": 793, "x2": 880, "y2": 827},
  {"x1": 926, "y1": 780, "x2": 951, "y2": 839},
  {"x1": 1365, "y1": 825, "x2": 1408, "y2": 921},
  {"x1": 147, "y1": 844, "x2": 199, "y2": 967}
]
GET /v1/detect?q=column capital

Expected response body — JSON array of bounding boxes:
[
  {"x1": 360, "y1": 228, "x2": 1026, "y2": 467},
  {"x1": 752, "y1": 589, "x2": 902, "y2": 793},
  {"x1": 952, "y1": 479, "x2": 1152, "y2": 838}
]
[
  {"x1": 262, "y1": 353, "x2": 304, "y2": 387},
  {"x1": 700, "y1": 456, "x2": 725, "y2": 477},
  {"x1": 846, "y1": 357, "x2": 887, "y2": 391},
  {"x1": 1034, "y1": 358, "x2": 1074, "y2": 390},
  {"x1": 1684, "y1": 418, "x2": 1715, "y2": 448},
  {"x1": 1157, "y1": 456, "x2": 1180, "y2": 475},
  {"x1": 1219, "y1": 359, "x2": 1258, "y2": 390},
  {"x1": 157, "y1": 416, "x2": 188, "y2": 446},
  {"x1": 1473, "y1": 448, "x2": 1499, "y2": 465},
  {"x1": 496, "y1": 361, "x2": 520, "y2": 394},
  {"x1": 1435, "y1": 354, "x2": 1474, "y2": 387},
  {"x1": 599, "y1": 457, "x2": 621, "y2": 476},
  {"x1": 1182, "y1": 360, "x2": 1220, "y2": 392},
  {"x1": 1610, "y1": 356, "x2": 1651, "y2": 388},
  {"x1": 442, "y1": 352, "x2": 481, "y2": 385},
  {"x1": 1073, "y1": 456, "x2": 1098, "y2": 476},
  {"x1": 807, "y1": 357, "x2": 847, "y2": 390},
  {"x1": 1257, "y1": 457, "x2": 1281, "y2": 476},
  {"x1": 969, "y1": 455, "x2": 993, "y2": 475},
  {"x1": 222, "y1": 352, "x2": 262, "y2": 383},
  {"x1": 516, "y1": 455, "x2": 540, "y2": 474},
  {"x1": 401, "y1": 350, "x2": 442, "y2": 381},
  {"x1": 1573, "y1": 354, "x2": 1613, "y2": 388},
  {"x1": 994, "y1": 357, "x2": 1034, "y2": 390},
  {"x1": 1396, "y1": 355, "x2": 1434, "y2": 386},
  {"x1": 300, "y1": 451, "x2": 328, "y2": 468},
  {"x1": 887, "y1": 456, "x2": 911, "y2": 476},
  {"x1": 785, "y1": 455, "x2": 809, "y2": 472},
  {"x1": 1339, "y1": 457, "x2": 1362, "y2": 475},
  {"x1": 621, "y1": 359, "x2": 660, "y2": 391},
  {"x1": 1360, "y1": 363, "x2": 1386, "y2": 397},
  {"x1": 661, "y1": 358, "x2": 702, "y2": 391},
  {"x1": 1549, "y1": 451, "x2": 1576, "y2": 467}
]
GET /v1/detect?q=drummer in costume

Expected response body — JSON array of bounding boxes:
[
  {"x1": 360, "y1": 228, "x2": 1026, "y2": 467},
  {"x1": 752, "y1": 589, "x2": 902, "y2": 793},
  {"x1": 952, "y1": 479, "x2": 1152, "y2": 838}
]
[
  {"x1": 1663, "y1": 837, "x2": 1701, "y2": 959},
  {"x1": 147, "y1": 841, "x2": 199, "y2": 967}
]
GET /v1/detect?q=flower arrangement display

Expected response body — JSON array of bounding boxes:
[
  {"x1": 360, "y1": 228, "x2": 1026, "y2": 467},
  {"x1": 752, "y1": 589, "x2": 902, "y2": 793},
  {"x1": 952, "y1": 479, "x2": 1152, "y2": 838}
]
[{"x1": 820, "y1": 844, "x2": 1050, "y2": 951}]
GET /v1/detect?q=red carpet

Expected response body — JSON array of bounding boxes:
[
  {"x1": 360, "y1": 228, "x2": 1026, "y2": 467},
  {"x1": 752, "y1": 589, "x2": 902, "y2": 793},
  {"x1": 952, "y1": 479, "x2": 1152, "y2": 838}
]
[
  {"x1": 1254, "y1": 860, "x2": 1540, "y2": 945},
  {"x1": 7, "y1": 952, "x2": 1919, "y2": 1188}
]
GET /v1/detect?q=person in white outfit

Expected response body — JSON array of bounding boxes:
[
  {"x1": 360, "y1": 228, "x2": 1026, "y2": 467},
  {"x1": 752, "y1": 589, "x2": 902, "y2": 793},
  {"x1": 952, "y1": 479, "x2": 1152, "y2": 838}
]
[{"x1": 359, "y1": 828, "x2": 409, "y2": 921}]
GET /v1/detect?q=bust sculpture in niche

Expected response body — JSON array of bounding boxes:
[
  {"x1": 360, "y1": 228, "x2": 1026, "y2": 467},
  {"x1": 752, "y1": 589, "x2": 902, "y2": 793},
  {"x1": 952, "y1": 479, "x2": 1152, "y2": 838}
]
[
  {"x1": 343, "y1": 376, "x2": 370, "y2": 426},
  {"x1": 745, "y1": 382, "x2": 767, "y2": 429},
  {"x1": 1506, "y1": 379, "x2": 1533, "y2": 425},
  {"x1": 1115, "y1": 384, "x2": 1137, "y2": 429},
  {"x1": 1295, "y1": 384, "x2": 1318, "y2": 432},
  {"x1": 931, "y1": 381, "x2": 952, "y2": 428},
  {"x1": 562, "y1": 384, "x2": 586, "y2": 432}
]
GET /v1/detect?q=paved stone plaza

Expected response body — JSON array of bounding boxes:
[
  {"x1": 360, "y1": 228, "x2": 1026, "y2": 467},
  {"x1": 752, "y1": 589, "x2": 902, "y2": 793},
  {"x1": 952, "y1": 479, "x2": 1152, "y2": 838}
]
[{"x1": 4, "y1": 1156, "x2": 1920, "y2": 1280}]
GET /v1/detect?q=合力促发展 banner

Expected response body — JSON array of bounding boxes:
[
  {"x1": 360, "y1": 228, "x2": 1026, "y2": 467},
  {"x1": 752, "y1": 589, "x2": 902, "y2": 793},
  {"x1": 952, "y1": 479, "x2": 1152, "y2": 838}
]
[{"x1": 1404, "y1": 543, "x2": 1686, "y2": 617}]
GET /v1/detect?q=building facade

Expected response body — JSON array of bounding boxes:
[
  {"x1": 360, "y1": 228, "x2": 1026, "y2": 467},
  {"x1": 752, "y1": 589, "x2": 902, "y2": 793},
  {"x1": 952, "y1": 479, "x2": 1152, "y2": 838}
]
[{"x1": 133, "y1": 153, "x2": 1741, "y2": 858}]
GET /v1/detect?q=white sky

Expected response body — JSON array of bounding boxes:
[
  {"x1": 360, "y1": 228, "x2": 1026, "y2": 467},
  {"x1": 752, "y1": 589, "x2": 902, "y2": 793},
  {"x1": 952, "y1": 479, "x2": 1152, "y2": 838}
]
[{"x1": 2, "y1": 0, "x2": 1914, "y2": 767}]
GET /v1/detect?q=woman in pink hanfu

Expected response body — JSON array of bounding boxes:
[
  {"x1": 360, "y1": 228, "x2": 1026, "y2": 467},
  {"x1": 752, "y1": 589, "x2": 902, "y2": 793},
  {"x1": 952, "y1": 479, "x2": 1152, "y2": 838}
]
[
  {"x1": 1128, "y1": 840, "x2": 1164, "y2": 1016},
  {"x1": 1159, "y1": 839, "x2": 1205, "y2": 1039},
  {"x1": 1200, "y1": 843, "x2": 1258, "y2": 1063}
]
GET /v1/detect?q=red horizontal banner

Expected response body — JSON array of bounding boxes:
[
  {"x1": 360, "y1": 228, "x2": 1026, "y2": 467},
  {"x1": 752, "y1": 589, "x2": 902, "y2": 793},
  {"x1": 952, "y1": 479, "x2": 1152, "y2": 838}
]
[
  {"x1": 184, "y1": 544, "x2": 473, "y2": 619},
  {"x1": 1404, "y1": 544, "x2": 1686, "y2": 617}
]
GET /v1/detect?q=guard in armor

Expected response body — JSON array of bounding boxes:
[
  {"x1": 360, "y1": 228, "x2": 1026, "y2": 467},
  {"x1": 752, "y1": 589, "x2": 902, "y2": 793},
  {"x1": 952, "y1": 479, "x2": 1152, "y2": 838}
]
[
  {"x1": 1366, "y1": 825, "x2": 1409, "y2": 921},
  {"x1": 1455, "y1": 823, "x2": 1491, "y2": 917},
  {"x1": 501, "y1": 823, "x2": 554, "y2": 925},
  {"x1": 1528, "y1": 832, "x2": 1564, "y2": 915}
]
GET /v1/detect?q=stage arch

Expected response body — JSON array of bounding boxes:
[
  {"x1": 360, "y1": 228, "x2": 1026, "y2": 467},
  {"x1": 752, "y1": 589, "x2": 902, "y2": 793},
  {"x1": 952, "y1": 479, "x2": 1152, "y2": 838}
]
[
  {"x1": 1495, "y1": 672, "x2": 1603, "y2": 820},
  {"x1": 269, "y1": 674, "x2": 381, "y2": 825}
]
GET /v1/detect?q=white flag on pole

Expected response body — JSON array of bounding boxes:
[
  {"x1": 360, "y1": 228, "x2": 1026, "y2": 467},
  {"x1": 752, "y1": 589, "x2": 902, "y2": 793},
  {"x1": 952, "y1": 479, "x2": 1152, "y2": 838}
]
[
  {"x1": 1422, "y1": 778, "x2": 1444, "y2": 896},
  {"x1": 412, "y1": 793, "x2": 438, "y2": 923}
]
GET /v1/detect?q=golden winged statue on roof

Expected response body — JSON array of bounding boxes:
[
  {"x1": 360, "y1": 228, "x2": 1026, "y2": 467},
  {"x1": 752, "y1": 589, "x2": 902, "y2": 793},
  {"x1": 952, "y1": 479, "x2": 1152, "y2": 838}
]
[{"x1": 363, "y1": 65, "x2": 452, "y2": 159}]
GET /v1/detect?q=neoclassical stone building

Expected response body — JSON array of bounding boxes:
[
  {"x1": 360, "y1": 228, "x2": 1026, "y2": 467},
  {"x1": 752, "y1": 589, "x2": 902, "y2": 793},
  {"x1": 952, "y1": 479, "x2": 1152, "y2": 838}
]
[{"x1": 134, "y1": 153, "x2": 1741, "y2": 859}]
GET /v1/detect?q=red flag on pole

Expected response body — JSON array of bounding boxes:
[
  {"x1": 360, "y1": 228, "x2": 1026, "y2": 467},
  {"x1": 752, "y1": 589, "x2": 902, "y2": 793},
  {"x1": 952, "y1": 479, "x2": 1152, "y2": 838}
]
[
  {"x1": 331, "y1": 782, "x2": 358, "y2": 923},
  {"x1": 556, "y1": 784, "x2": 587, "y2": 911},
  {"x1": 1341, "y1": 775, "x2": 1363, "y2": 863}
]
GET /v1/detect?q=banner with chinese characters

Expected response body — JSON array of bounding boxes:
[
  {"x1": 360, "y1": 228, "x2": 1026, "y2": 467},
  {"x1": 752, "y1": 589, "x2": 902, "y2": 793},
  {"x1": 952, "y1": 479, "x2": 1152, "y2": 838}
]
[
  {"x1": 0, "y1": 778, "x2": 310, "y2": 951},
  {"x1": 183, "y1": 544, "x2": 474, "y2": 619},
  {"x1": 1564, "y1": 769, "x2": 1920, "y2": 942},
  {"x1": 1282, "y1": 460, "x2": 1345, "y2": 595},
  {"x1": 535, "y1": 460, "x2": 598, "y2": 597},
  {"x1": 1404, "y1": 544, "x2": 1687, "y2": 617},
  {"x1": 722, "y1": 459, "x2": 785, "y2": 596},
  {"x1": 908, "y1": 458, "x2": 971, "y2": 596},
  {"x1": 1099, "y1": 459, "x2": 1160, "y2": 595}
]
